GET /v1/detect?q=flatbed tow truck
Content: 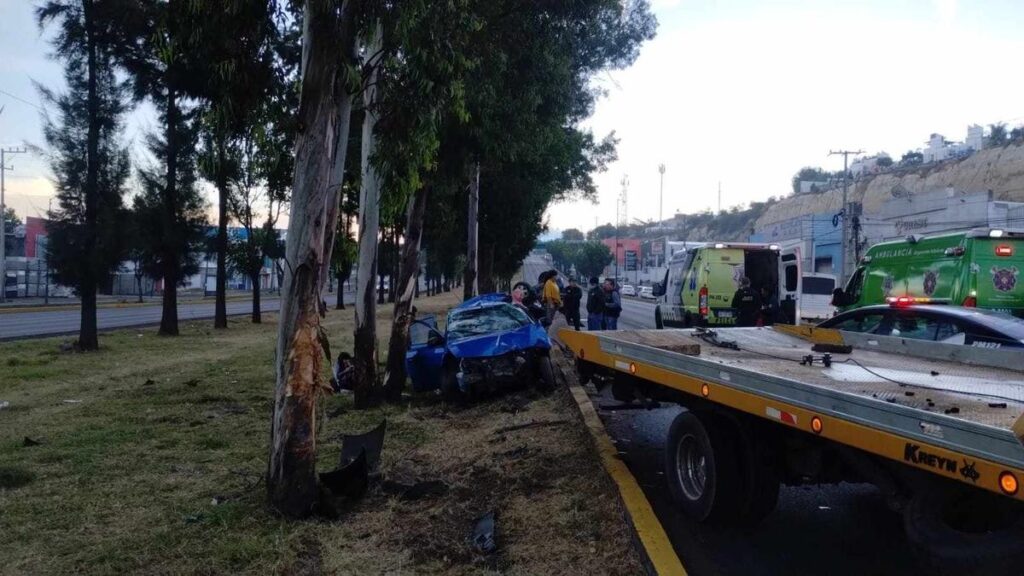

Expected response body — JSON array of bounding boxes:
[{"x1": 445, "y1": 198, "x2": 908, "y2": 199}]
[{"x1": 561, "y1": 325, "x2": 1024, "y2": 575}]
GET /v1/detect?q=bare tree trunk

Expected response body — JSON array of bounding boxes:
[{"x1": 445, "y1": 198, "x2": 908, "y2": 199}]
[
  {"x1": 251, "y1": 272, "x2": 261, "y2": 323},
  {"x1": 215, "y1": 135, "x2": 229, "y2": 329},
  {"x1": 353, "y1": 23, "x2": 384, "y2": 408},
  {"x1": 383, "y1": 186, "x2": 428, "y2": 401},
  {"x1": 464, "y1": 163, "x2": 479, "y2": 300},
  {"x1": 336, "y1": 272, "x2": 345, "y2": 309},
  {"x1": 160, "y1": 278, "x2": 179, "y2": 336},
  {"x1": 159, "y1": 82, "x2": 180, "y2": 337},
  {"x1": 267, "y1": 0, "x2": 353, "y2": 519}
]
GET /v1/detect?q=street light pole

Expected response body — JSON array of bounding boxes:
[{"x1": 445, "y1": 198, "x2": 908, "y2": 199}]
[{"x1": 1, "y1": 147, "x2": 28, "y2": 303}]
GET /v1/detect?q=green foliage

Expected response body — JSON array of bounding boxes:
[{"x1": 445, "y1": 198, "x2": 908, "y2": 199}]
[
  {"x1": 36, "y1": 0, "x2": 131, "y2": 298},
  {"x1": 876, "y1": 155, "x2": 894, "y2": 168},
  {"x1": 3, "y1": 207, "x2": 21, "y2": 230},
  {"x1": 545, "y1": 240, "x2": 613, "y2": 279},
  {"x1": 587, "y1": 224, "x2": 619, "y2": 241},
  {"x1": 790, "y1": 167, "x2": 833, "y2": 195},
  {"x1": 988, "y1": 122, "x2": 1008, "y2": 147},
  {"x1": 562, "y1": 228, "x2": 585, "y2": 242},
  {"x1": 900, "y1": 150, "x2": 924, "y2": 166}
]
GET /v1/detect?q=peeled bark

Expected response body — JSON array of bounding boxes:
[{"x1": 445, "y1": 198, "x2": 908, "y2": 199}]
[
  {"x1": 464, "y1": 163, "x2": 479, "y2": 300},
  {"x1": 353, "y1": 24, "x2": 384, "y2": 408},
  {"x1": 267, "y1": 0, "x2": 353, "y2": 518},
  {"x1": 383, "y1": 186, "x2": 428, "y2": 401}
]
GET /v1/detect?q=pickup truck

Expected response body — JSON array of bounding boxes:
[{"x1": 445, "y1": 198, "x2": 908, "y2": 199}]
[{"x1": 562, "y1": 325, "x2": 1024, "y2": 575}]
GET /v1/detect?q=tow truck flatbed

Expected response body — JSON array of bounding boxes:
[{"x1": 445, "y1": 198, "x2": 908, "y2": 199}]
[{"x1": 561, "y1": 327, "x2": 1024, "y2": 502}]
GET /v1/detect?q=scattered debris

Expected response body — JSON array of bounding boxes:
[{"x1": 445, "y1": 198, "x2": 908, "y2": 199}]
[
  {"x1": 22, "y1": 437, "x2": 40, "y2": 447},
  {"x1": 930, "y1": 370, "x2": 940, "y2": 377},
  {"x1": 471, "y1": 511, "x2": 497, "y2": 555},
  {"x1": 904, "y1": 391, "x2": 915, "y2": 397},
  {"x1": 143, "y1": 379, "x2": 155, "y2": 386},
  {"x1": 319, "y1": 448, "x2": 369, "y2": 499},
  {"x1": 184, "y1": 379, "x2": 199, "y2": 387},
  {"x1": 989, "y1": 402, "x2": 1008, "y2": 409},
  {"x1": 382, "y1": 479, "x2": 449, "y2": 501},
  {"x1": 493, "y1": 419, "x2": 569, "y2": 435},
  {"x1": 944, "y1": 407, "x2": 960, "y2": 415},
  {"x1": 62, "y1": 399, "x2": 81, "y2": 404},
  {"x1": 339, "y1": 420, "x2": 386, "y2": 473}
]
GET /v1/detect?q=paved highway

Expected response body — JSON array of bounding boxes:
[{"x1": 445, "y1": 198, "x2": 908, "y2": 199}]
[{"x1": 520, "y1": 256, "x2": 918, "y2": 574}]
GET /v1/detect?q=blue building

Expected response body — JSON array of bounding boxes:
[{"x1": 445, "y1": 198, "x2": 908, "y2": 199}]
[{"x1": 750, "y1": 212, "x2": 843, "y2": 274}]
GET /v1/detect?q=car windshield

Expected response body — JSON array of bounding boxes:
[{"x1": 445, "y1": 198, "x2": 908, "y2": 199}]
[{"x1": 447, "y1": 303, "x2": 532, "y2": 339}]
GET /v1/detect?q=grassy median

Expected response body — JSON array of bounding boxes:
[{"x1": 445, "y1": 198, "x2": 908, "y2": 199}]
[{"x1": 0, "y1": 291, "x2": 641, "y2": 575}]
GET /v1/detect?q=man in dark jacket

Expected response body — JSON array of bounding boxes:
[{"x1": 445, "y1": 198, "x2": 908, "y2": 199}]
[
  {"x1": 585, "y1": 276, "x2": 604, "y2": 330},
  {"x1": 731, "y1": 277, "x2": 763, "y2": 327},
  {"x1": 562, "y1": 278, "x2": 583, "y2": 330},
  {"x1": 602, "y1": 278, "x2": 622, "y2": 330}
]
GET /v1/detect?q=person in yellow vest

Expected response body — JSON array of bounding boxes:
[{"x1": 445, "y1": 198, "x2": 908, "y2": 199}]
[{"x1": 541, "y1": 270, "x2": 562, "y2": 329}]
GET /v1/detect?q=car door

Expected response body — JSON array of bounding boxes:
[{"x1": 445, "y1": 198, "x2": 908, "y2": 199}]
[{"x1": 406, "y1": 315, "x2": 446, "y2": 392}]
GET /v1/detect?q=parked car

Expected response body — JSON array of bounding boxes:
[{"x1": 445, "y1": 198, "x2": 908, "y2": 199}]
[
  {"x1": 801, "y1": 273, "x2": 838, "y2": 322},
  {"x1": 639, "y1": 286, "x2": 655, "y2": 300},
  {"x1": 816, "y1": 302, "x2": 1024, "y2": 348},
  {"x1": 405, "y1": 293, "x2": 555, "y2": 399},
  {"x1": 621, "y1": 284, "x2": 637, "y2": 297}
]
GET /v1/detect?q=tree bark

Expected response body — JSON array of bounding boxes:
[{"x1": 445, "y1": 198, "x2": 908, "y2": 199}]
[
  {"x1": 353, "y1": 23, "x2": 384, "y2": 408},
  {"x1": 335, "y1": 272, "x2": 345, "y2": 309},
  {"x1": 251, "y1": 272, "x2": 261, "y2": 323},
  {"x1": 215, "y1": 134, "x2": 229, "y2": 329},
  {"x1": 78, "y1": 0, "x2": 100, "y2": 351},
  {"x1": 464, "y1": 163, "x2": 479, "y2": 300},
  {"x1": 383, "y1": 186, "x2": 428, "y2": 401},
  {"x1": 158, "y1": 84, "x2": 180, "y2": 337},
  {"x1": 267, "y1": 0, "x2": 353, "y2": 519}
]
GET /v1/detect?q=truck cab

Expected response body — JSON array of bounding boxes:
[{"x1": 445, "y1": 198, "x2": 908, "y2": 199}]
[{"x1": 654, "y1": 242, "x2": 801, "y2": 328}]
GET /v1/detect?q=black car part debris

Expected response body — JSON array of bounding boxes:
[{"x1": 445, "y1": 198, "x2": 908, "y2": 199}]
[
  {"x1": 471, "y1": 511, "x2": 497, "y2": 554},
  {"x1": 339, "y1": 419, "x2": 387, "y2": 473},
  {"x1": 319, "y1": 448, "x2": 369, "y2": 499}
]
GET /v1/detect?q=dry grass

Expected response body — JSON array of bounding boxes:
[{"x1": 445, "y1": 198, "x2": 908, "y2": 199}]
[{"x1": 0, "y1": 291, "x2": 641, "y2": 575}]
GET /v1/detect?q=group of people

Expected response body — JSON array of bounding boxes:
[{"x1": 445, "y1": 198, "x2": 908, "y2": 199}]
[{"x1": 510, "y1": 270, "x2": 623, "y2": 332}]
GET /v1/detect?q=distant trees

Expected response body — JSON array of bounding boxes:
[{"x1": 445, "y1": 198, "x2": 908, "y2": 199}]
[
  {"x1": 587, "y1": 223, "x2": 619, "y2": 241},
  {"x1": 900, "y1": 151, "x2": 924, "y2": 166},
  {"x1": 876, "y1": 155, "x2": 894, "y2": 168},
  {"x1": 988, "y1": 123, "x2": 1009, "y2": 148},
  {"x1": 37, "y1": 0, "x2": 131, "y2": 351},
  {"x1": 790, "y1": 167, "x2": 833, "y2": 195},
  {"x1": 562, "y1": 228, "x2": 585, "y2": 242},
  {"x1": 544, "y1": 240, "x2": 613, "y2": 279}
]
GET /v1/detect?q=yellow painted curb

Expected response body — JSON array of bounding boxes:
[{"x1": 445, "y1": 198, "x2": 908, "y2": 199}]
[{"x1": 565, "y1": 370, "x2": 688, "y2": 576}]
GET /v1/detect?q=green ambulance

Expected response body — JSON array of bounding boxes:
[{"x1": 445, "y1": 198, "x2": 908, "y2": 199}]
[
  {"x1": 653, "y1": 242, "x2": 802, "y2": 328},
  {"x1": 834, "y1": 228, "x2": 1024, "y2": 317}
]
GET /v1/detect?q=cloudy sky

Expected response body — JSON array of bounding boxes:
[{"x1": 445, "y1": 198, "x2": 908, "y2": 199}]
[{"x1": 3, "y1": 0, "x2": 1024, "y2": 235}]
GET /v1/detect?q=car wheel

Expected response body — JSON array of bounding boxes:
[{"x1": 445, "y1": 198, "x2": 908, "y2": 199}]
[
  {"x1": 537, "y1": 354, "x2": 556, "y2": 392},
  {"x1": 441, "y1": 361, "x2": 462, "y2": 402}
]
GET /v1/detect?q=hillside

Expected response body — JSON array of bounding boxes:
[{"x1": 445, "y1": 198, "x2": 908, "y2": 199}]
[{"x1": 756, "y1": 143, "x2": 1024, "y2": 228}]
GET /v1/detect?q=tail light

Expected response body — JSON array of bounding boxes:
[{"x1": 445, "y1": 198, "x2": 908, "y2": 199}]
[
  {"x1": 963, "y1": 296, "x2": 977, "y2": 308},
  {"x1": 699, "y1": 286, "x2": 709, "y2": 317},
  {"x1": 996, "y1": 244, "x2": 1014, "y2": 257}
]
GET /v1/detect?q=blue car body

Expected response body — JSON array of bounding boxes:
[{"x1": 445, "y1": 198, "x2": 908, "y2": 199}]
[{"x1": 405, "y1": 293, "x2": 552, "y2": 393}]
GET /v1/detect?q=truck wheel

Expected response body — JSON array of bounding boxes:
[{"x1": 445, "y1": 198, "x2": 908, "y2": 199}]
[
  {"x1": 655, "y1": 307, "x2": 664, "y2": 329},
  {"x1": 664, "y1": 411, "x2": 743, "y2": 524},
  {"x1": 903, "y1": 482, "x2": 1024, "y2": 576},
  {"x1": 537, "y1": 355, "x2": 556, "y2": 392}
]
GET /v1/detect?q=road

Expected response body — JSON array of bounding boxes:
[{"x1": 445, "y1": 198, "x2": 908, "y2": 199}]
[{"x1": 521, "y1": 252, "x2": 921, "y2": 574}]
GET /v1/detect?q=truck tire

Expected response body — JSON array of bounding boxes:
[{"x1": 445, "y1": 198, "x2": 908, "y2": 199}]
[
  {"x1": 664, "y1": 411, "x2": 743, "y2": 524},
  {"x1": 655, "y1": 306, "x2": 664, "y2": 329},
  {"x1": 576, "y1": 358, "x2": 595, "y2": 385},
  {"x1": 903, "y1": 482, "x2": 1024, "y2": 576}
]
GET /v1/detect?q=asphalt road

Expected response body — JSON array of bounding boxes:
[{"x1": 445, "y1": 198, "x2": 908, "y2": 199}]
[{"x1": 530, "y1": 266, "x2": 922, "y2": 575}]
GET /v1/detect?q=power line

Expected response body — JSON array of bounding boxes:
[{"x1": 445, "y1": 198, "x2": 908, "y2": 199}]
[{"x1": 0, "y1": 89, "x2": 44, "y2": 112}]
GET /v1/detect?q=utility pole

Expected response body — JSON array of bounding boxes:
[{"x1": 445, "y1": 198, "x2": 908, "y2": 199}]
[
  {"x1": 658, "y1": 164, "x2": 665, "y2": 224},
  {"x1": 1, "y1": 146, "x2": 28, "y2": 303},
  {"x1": 717, "y1": 181, "x2": 722, "y2": 214},
  {"x1": 615, "y1": 175, "x2": 628, "y2": 280},
  {"x1": 829, "y1": 149, "x2": 864, "y2": 283}
]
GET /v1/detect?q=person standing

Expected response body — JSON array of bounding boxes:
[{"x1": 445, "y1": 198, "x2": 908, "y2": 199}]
[
  {"x1": 562, "y1": 278, "x2": 583, "y2": 331},
  {"x1": 542, "y1": 271, "x2": 562, "y2": 328},
  {"x1": 602, "y1": 278, "x2": 622, "y2": 330},
  {"x1": 586, "y1": 276, "x2": 605, "y2": 330},
  {"x1": 731, "y1": 277, "x2": 763, "y2": 327}
]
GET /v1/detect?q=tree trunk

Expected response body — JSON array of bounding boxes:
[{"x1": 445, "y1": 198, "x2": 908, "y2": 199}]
[
  {"x1": 78, "y1": 0, "x2": 100, "y2": 351},
  {"x1": 159, "y1": 82, "x2": 180, "y2": 336},
  {"x1": 388, "y1": 226, "x2": 399, "y2": 303},
  {"x1": 135, "y1": 272, "x2": 143, "y2": 303},
  {"x1": 464, "y1": 163, "x2": 479, "y2": 300},
  {"x1": 353, "y1": 24, "x2": 384, "y2": 408},
  {"x1": 268, "y1": 0, "x2": 353, "y2": 519},
  {"x1": 251, "y1": 272, "x2": 261, "y2": 323},
  {"x1": 383, "y1": 186, "x2": 428, "y2": 401},
  {"x1": 215, "y1": 135, "x2": 229, "y2": 329},
  {"x1": 160, "y1": 278, "x2": 179, "y2": 336},
  {"x1": 336, "y1": 272, "x2": 345, "y2": 309}
]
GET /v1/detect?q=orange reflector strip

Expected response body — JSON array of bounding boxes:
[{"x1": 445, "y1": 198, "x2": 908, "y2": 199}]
[
  {"x1": 700, "y1": 383, "x2": 710, "y2": 397},
  {"x1": 1001, "y1": 472, "x2": 1019, "y2": 495},
  {"x1": 811, "y1": 416, "x2": 823, "y2": 434},
  {"x1": 629, "y1": 362, "x2": 637, "y2": 375},
  {"x1": 579, "y1": 348, "x2": 585, "y2": 360}
]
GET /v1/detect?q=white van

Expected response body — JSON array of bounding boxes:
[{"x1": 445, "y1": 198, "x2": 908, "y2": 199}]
[{"x1": 800, "y1": 273, "x2": 837, "y2": 322}]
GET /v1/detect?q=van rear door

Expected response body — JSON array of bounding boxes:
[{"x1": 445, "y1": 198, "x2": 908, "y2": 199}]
[
  {"x1": 972, "y1": 237, "x2": 1024, "y2": 316},
  {"x1": 779, "y1": 247, "x2": 802, "y2": 324}
]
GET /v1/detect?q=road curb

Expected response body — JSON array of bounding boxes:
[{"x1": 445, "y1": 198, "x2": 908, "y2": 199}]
[
  {"x1": 0, "y1": 294, "x2": 262, "y2": 315},
  {"x1": 557, "y1": 356, "x2": 687, "y2": 576}
]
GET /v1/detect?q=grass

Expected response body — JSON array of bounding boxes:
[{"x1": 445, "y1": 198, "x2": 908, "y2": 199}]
[{"x1": 0, "y1": 291, "x2": 642, "y2": 575}]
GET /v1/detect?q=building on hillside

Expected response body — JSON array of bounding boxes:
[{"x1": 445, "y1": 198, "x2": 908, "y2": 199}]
[
  {"x1": 966, "y1": 124, "x2": 985, "y2": 151},
  {"x1": 850, "y1": 153, "x2": 892, "y2": 177},
  {"x1": 749, "y1": 212, "x2": 844, "y2": 275},
  {"x1": 921, "y1": 125, "x2": 984, "y2": 164}
]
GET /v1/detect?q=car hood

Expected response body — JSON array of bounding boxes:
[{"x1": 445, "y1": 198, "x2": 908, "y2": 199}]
[{"x1": 447, "y1": 323, "x2": 551, "y2": 359}]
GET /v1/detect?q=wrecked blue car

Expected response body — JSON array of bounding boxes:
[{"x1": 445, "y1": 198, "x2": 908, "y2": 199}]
[{"x1": 406, "y1": 293, "x2": 555, "y2": 399}]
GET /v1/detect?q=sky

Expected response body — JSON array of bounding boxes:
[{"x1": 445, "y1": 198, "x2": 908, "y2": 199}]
[{"x1": 3, "y1": 0, "x2": 1024, "y2": 236}]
